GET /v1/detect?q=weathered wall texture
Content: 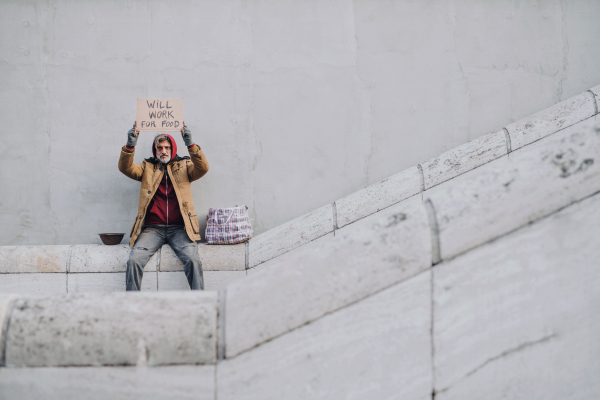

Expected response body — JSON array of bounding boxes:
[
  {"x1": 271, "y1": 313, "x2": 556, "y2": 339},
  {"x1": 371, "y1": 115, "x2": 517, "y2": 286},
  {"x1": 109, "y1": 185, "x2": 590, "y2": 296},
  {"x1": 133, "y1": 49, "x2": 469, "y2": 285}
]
[{"x1": 2, "y1": 0, "x2": 600, "y2": 245}]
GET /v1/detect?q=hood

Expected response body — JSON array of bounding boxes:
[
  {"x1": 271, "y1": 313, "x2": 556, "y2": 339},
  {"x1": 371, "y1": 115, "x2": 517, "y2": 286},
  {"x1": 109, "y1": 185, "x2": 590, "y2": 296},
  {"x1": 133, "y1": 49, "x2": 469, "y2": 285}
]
[{"x1": 152, "y1": 133, "x2": 178, "y2": 163}]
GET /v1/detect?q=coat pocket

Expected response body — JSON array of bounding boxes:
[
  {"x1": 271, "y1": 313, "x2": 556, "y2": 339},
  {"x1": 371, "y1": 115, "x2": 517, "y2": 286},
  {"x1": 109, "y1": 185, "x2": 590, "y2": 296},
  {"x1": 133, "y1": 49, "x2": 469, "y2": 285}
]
[{"x1": 187, "y1": 211, "x2": 200, "y2": 234}]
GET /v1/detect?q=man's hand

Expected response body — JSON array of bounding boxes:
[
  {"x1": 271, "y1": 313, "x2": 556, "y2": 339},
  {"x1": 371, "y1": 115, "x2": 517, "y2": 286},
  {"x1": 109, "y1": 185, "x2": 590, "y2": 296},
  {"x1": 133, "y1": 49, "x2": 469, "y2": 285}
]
[
  {"x1": 127, "y1": 121, "x2": 140, "y2": 147},
  {"x1": 181, "y1": 121, "x2": 194, "y2": 147}
]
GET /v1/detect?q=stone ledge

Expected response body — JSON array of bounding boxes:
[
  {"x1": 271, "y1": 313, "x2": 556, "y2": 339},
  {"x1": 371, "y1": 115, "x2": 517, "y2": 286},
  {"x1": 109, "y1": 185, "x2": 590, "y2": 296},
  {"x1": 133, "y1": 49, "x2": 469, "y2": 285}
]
[
  {"x1": 0, "y1": 245, "x2": 70, "y2": 273},
  {"x1": 421, "y1": 129, "x2": 507, "y2": 190},
  {"x1": 505, "y1": 89, "x2": 597, "y2": 151},
  {"x1": 246, "y1": 232, "x2": 335, "y2": 276},
  {"x1": 335, "y1": 166, "x2": 421, "y2": 229},
  {"x1": 425, "y1": 118, "x2": 600, "y2": 261},
  {"x1": 0, "y1": 242, "x2": 245, "y2": 274},
  {"x1": 4, "y1": 292, "x2": 218, "y2": 367},
  {"x1": 248, "y1": 204, "x2": 333, "y2": 268},
  {"x1": 70, "y1": 244, "x2": 157, "y2": 273}
]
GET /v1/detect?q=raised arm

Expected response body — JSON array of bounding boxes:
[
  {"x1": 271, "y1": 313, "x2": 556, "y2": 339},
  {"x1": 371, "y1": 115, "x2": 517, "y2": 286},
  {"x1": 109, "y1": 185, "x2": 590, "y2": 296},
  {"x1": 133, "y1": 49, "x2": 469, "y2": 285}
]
[
  {"x1": 181, "y1": 123, "x2": 209, "y2": 182},
  {"x1": 118, "y1": 122, "x2": 145, "y2": 181}
]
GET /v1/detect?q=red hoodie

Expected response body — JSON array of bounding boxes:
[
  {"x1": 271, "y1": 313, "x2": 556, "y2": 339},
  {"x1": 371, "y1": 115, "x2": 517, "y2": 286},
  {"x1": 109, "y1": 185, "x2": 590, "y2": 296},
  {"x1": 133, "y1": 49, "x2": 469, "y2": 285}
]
[{"x1": 144, "y1": 134, "x2": 185, "y2": 226}]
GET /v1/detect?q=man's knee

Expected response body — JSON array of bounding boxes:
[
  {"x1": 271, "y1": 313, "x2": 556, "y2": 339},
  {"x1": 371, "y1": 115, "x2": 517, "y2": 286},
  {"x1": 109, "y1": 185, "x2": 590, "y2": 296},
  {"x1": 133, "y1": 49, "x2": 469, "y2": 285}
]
[
  {"x1": 128, "y1": 247, "x2": 153, "y2": 267},
  {"x1": 178, "y1": 243, "x2": 200, "y2": 261}
]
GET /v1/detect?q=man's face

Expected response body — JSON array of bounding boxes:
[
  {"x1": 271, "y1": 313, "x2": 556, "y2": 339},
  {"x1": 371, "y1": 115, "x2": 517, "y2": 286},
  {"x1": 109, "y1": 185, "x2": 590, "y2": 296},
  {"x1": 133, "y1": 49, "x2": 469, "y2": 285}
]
[{"x1": 156, "y1": 140, "x2": 172, "y2": 164}]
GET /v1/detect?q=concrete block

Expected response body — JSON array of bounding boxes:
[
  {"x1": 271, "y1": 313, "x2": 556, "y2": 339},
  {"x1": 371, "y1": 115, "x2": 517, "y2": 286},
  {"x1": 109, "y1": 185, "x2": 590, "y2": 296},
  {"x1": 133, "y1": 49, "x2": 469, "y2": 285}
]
[
  {"x1": 505, "y1": 91, "x2": 596, "y2": 151},
  {"x1": 67, "y1": 272, "x2": 157, "y2": 292},
  {"x1": 246, "y1": 232, "x2": 335, "y2": 276},
  {"x1": 158, "y1": 271, "x2": 245, "y2": 291},
  {"x1": 0, "y1": 273, "x2": 66, "y2": 295},
  {"x1": 200, "y1": 243, "x2": 245, "y2": 271},
  {"x1": 205, "y1": 271, "x2": 246, "y2": 291},
  {"x1": 335, "y1": 166, "x2": 421, "y2": 228},
  {"x1": 157, "y1": 271, "x2": 190, "y2": 291},
  {"x1": 5, "y1": 291, "x2": 217, "y2": 367},
  {"x1": 218, "y1": 271, "x2": 432, "y2": 400},
  {"x1": 0, "y1": 365, "x2": 215, "y2": 400},
  {"x1": 434, "y1": 192, "x2": 600, "y2": 399},
  {"x1": 0, "y1": 245, "x2": 70, "y2": 273},
  {"x1": 425, "y1": 118, "x2": 600, "y2": 261},
  {"x1": 248, "y1": 204, "x2": 334, "y2": 268},
  {"x1": 159, "y1": 243, "x2": 245, "y2": 272},
  {"x1": 226, "y1": 196, "x2": 431, "y2": 358},
  {"x1": 69, "y1": 244, "x2": 157, "y2": 273},
  {"x1": 421, "y1": 129, "x2": 507, "y2": 190}
]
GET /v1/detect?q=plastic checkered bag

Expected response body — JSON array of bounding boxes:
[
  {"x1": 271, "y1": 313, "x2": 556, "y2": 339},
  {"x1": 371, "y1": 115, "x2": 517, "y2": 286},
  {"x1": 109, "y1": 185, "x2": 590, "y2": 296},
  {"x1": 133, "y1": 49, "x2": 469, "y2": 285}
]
[{"x1": 205, "y1": 205, "x2": 253, "y2": 244}]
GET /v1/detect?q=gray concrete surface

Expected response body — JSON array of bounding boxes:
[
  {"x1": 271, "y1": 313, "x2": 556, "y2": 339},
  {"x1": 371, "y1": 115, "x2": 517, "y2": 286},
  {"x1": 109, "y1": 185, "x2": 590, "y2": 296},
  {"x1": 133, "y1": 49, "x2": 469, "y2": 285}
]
[
  {"x1": 157, "y1": 270, "x2": 246, "y2": 291},
  {"x1": 226, "y1": 195, "x2": 432, "y2": 358},
  {"x1": 0, "y1": 365, "x2": 216, "y2": 400},
  {"x1": 218, "y1": 271, "x2": 432, "y2": 400},
  {"x1": 3, "y1": 0, "x2": 600, "y2": 245},
  {"x1": 0, "y1": 273, "x2": 67, "y2": 295},
  {"x1": 434, "y1": 190, "x2": 600, "y2": 399},
  {"x1": 67, "y1": 272, "x2": 158, "y2": 292}
]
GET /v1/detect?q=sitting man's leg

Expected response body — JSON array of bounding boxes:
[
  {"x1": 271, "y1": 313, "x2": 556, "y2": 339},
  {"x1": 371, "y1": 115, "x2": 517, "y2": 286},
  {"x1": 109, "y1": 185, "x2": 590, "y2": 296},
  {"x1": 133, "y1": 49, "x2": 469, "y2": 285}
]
[
  {"x1": 167, "y1": 226, "x2": 204, "y2": 290},
  {"x1": 126, "y1": 226, "x2": 165, "y2": 291}
]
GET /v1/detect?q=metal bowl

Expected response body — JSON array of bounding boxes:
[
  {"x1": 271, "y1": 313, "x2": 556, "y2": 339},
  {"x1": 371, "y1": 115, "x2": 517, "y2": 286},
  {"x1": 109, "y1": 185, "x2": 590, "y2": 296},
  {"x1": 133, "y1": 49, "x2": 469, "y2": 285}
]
[{"x1": 99, "y1": 233, "x2": 125, "y2": 245}]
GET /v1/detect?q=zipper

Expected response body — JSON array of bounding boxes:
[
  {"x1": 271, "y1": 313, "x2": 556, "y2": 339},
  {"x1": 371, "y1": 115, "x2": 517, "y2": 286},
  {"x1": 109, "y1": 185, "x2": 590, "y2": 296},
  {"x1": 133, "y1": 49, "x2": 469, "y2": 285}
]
[{"x1": 165, "y1": 169, "x2": 169, "y2": 225}]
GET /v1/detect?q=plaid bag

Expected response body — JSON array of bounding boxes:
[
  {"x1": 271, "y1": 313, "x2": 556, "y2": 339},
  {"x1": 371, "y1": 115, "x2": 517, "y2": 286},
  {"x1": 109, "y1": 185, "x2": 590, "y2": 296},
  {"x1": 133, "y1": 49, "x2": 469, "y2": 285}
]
[{"x1": 205, "y1": 205, "x2": 253, "y2": 244}]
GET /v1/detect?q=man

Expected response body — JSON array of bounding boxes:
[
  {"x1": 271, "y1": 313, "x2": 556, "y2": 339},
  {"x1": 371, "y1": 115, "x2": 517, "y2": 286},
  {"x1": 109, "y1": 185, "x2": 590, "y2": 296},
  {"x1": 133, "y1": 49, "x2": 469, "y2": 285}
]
[{"x1": 118, "y1": 121, "x2": 209, "y2": 290}]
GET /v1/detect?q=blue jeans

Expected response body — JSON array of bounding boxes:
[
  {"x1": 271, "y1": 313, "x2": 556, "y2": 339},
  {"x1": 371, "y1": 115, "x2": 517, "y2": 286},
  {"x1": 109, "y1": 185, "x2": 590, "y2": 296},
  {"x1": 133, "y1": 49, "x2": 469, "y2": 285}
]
[{"x1": 126, "y1": 225, "x2": 204, "y2": 291}]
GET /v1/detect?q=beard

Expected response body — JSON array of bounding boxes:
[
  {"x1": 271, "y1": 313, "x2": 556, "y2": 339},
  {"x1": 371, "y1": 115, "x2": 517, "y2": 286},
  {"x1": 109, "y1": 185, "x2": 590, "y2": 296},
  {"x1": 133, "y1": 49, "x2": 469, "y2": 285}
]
[{"x1": 158, "y1": 155, "x2": 170, "y2": 164}]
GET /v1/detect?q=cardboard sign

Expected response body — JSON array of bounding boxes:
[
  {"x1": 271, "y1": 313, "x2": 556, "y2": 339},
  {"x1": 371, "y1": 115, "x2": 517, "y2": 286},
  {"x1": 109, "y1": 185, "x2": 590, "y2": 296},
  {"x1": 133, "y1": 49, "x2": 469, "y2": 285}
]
[{"x1": 136, "y1": 98, "x2": 183, "y2": 131}]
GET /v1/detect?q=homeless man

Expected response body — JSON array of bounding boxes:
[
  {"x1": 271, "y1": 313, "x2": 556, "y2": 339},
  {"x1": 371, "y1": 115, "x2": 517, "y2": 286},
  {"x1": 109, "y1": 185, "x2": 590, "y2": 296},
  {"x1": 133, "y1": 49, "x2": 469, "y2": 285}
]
[{"x1": 118, "y1": 122, "x2": 209, "y2": 291}]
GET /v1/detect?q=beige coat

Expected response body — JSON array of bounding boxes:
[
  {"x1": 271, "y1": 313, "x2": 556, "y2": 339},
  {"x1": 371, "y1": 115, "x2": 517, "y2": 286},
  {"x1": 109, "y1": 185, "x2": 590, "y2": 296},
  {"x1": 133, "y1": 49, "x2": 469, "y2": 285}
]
[{"x1": 118, "y1": 144, "x2": 209, "y2": 247}]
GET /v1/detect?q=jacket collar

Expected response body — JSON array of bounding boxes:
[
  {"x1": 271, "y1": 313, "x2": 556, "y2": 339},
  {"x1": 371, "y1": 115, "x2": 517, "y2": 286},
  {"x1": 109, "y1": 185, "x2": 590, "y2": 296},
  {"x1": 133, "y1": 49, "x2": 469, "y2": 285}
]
[{"x1": 144, "y1": 155, "x2": 190, "y2": 165}]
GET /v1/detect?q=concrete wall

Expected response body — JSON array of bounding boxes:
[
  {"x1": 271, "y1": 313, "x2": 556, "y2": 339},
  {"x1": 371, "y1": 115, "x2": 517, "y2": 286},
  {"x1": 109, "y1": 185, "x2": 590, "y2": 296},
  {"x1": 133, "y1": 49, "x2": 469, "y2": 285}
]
[{"x1": 2, "y1": 0, "x2": 600, "y2": 245}]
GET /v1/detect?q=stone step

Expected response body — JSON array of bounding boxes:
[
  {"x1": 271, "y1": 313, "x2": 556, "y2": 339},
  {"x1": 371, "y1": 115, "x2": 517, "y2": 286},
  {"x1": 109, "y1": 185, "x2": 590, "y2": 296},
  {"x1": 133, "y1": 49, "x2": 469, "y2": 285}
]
[{"x1": 1, "y1": 291, "x2": 218, "y2": 368}]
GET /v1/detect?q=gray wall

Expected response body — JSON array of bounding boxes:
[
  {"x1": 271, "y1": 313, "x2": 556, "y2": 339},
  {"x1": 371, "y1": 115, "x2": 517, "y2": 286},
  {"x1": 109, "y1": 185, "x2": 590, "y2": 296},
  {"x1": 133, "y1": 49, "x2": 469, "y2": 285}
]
[{"x1": 2, "y1": 0, "x2": 600, "y2": 245}]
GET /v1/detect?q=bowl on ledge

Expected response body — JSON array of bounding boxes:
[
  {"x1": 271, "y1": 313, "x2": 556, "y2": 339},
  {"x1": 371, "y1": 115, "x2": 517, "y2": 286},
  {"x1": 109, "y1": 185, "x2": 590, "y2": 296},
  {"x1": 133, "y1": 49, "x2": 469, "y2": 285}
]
[{"x1": 99, "y1": 233, "x2": 125, "y2": 245}]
